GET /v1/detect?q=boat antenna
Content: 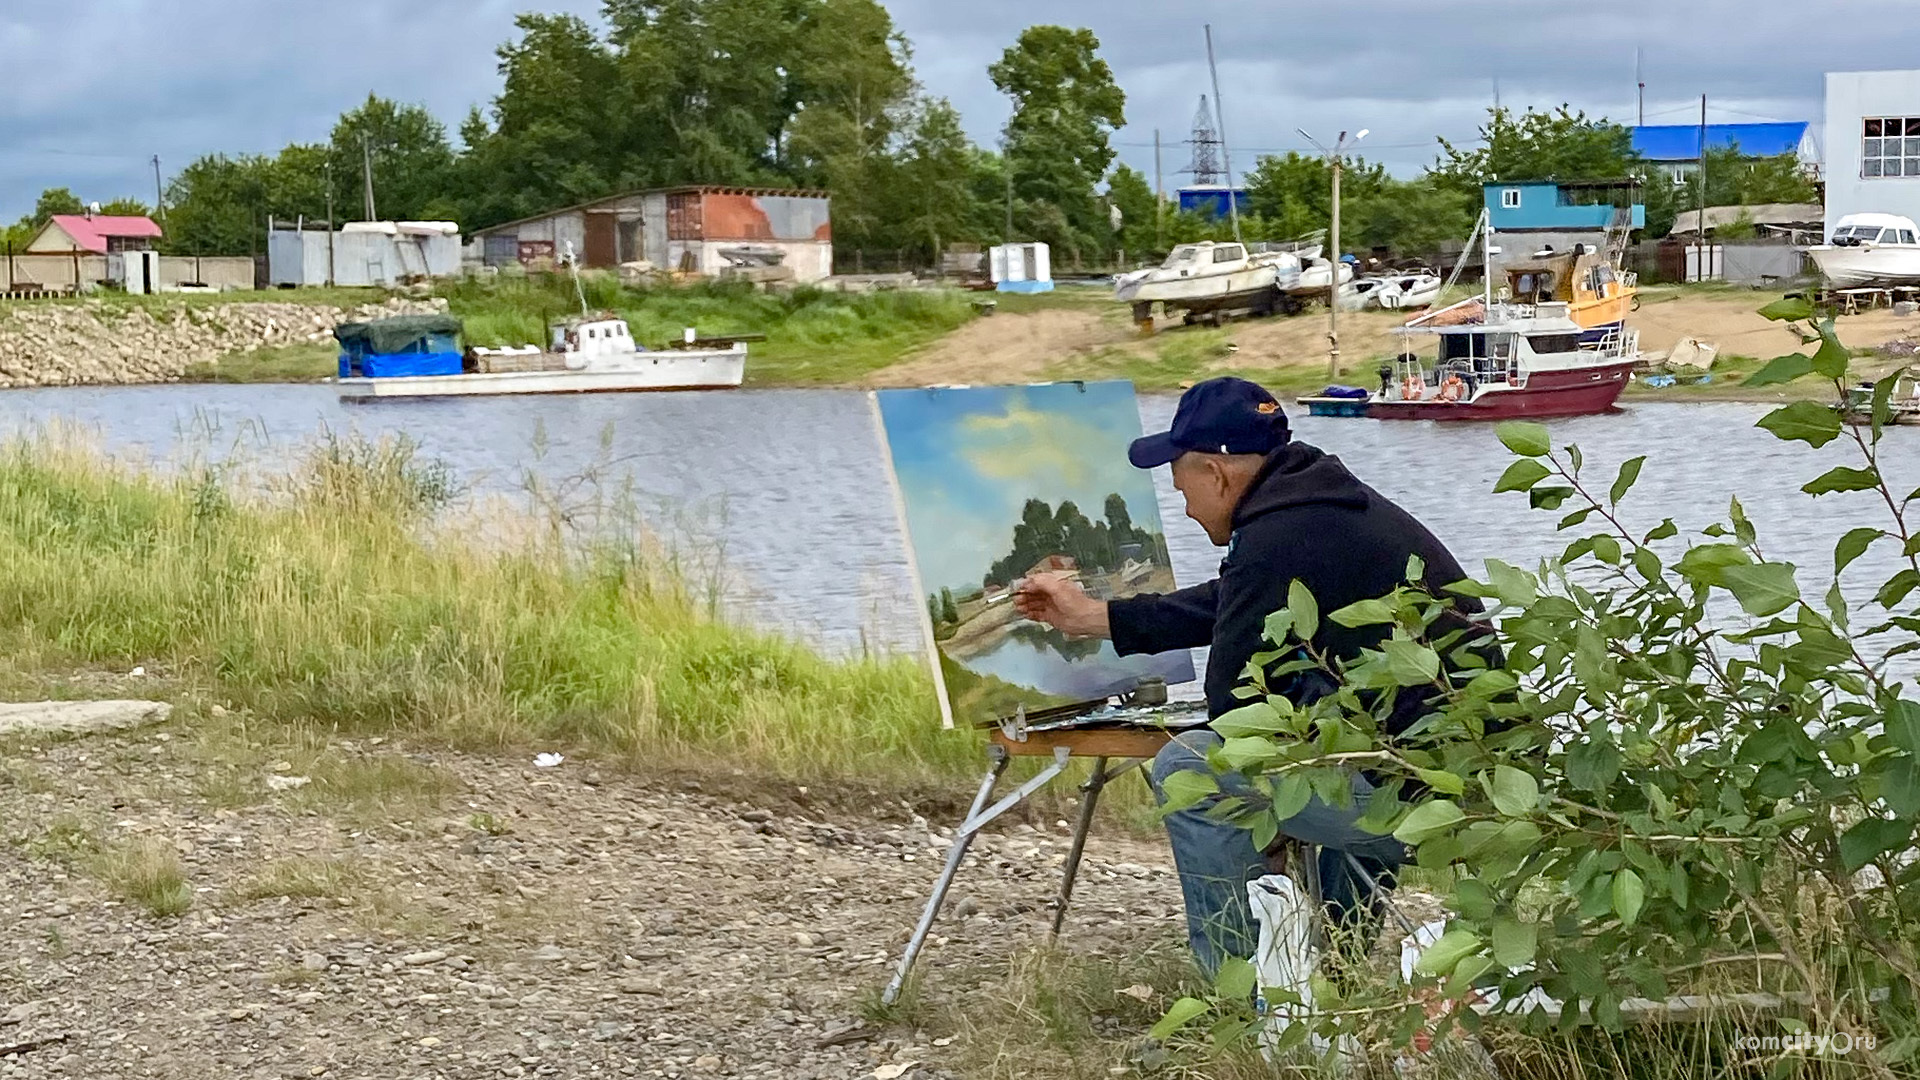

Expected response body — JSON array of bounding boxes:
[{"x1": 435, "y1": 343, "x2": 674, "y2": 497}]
[
  {"x1": 564, "y1": 241, "x2": 589, "y2": 317},
  {"x1": 1203, "y1": 25, "x2": 1241, "y2": 245}
]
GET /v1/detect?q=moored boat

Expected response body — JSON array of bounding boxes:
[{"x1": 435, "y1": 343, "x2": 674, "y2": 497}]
[
  {"x1": 1115, "y1": 241, "x2": 1302, "y2": 327},
  {"x1": 1296, "y1": 300, "x2": 1637, "y2": 421},
  {"x1": 334, "y1": 313, "x2": 747, "y2": 401}
]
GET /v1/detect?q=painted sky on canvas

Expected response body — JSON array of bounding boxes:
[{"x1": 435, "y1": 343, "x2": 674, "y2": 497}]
[{"x1": 876, "y1": 381, "x2": 1168, "y2": 595}]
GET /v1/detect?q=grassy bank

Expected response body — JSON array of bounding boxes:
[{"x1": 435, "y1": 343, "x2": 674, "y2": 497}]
[{"x1": 0, "y1": 430, "x2": 995, "y2": 787}]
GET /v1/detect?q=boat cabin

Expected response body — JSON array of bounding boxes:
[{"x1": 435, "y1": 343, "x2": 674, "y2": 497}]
[
  {"x1": 1155, "y1": 241, "x2": 1250, "y2": 275},
  {"x1": 550, "y1": 317, "x2": 641, "y2": 359},
  {"x1": 1382, "y1": 301, "x2": 1637, "y2": 399},
  {"x1": 1827, "y1": 213, "x2": 1920, "y2": 247},
  {"x1": 1502, "y1": 244, "x2": 1631, "y2": 306}
]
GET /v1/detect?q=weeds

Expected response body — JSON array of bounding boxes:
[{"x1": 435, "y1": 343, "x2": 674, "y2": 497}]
[
  {"x1": 233, "y1": 856, "x2": 362, "y2": 902},
  {"x1": 94, "y1": 836, "x2": 192, "y2": 918}
]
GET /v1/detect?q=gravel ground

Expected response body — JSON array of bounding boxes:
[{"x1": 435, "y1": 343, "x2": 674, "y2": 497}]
[{"x1": 0, "y1": 722, "x2": 1190, "y2": 1079}]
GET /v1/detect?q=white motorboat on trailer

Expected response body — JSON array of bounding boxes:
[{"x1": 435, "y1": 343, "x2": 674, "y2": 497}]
[
  {"x1": 1115, "y1": 240, "x2": 1303, "y2": 327},
  {"x1": 1809, "y1": 213, "x2": 1920, "y2": 287}
]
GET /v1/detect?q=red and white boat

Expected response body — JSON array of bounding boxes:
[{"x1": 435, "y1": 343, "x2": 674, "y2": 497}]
[{"x1": 1297, "y1": 298, "x2": 1638, "y2": 421}]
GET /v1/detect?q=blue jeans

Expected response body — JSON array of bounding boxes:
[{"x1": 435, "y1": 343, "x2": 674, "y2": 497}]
[{"x1": 1149, "y1": 730, "x2": 1406, "y2": 977}]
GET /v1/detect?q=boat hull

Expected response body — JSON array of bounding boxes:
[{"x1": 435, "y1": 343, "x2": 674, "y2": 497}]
[
  {"x1": 1305, "y1": 360, "x2": 1634, "y2": 422},
  {"x1": 339, "y1": 351, "x2": 746, "y2": 400},
  {"x1": 1809, "y1": 244, "x2": 1920, "y2": 287},
  {"x1": 1115, "y1": 264, "x2": 1280, "y2": 310}
]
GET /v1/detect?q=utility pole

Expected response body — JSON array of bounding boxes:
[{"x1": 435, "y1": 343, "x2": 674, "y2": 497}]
[
  {"x1": 1636, "y1": 48, "x2": 1645, "y2": 126},
  {"x1": 361, "y1": 132, "x2": 378, "y2": 222},
  {"x1": 1698, "y1": 93, "x2": 1708, "y2": 280},
  {"x1": 324, "y1": 158, "x2": 337, "y2": 287},
  {"x1": 151, "y1": 156, "x2": 165, "y2": 223},
  {"x1": 1153, "y1": 128, "x2": 1164, "y2": 251},
  {"x1": 1330, "y1": 153, "x2": 1342, "y2": 379}
]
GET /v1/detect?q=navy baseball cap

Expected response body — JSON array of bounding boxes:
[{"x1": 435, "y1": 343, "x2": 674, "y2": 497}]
[{"x1": 1128, "y1": 377, "x2": 1290, "y2": 469}]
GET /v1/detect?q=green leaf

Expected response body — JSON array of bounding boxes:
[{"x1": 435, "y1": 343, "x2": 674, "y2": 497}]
[
  {"x1": 1286, "y1": 579, "x2": 1318, "y2": 642},
  {"x1": 1328, "y1": 598, "x2": 1395, "y2": 628},
  {"x1": 1811, "y1": 324, "x2": 1851, "y2": 379},
  {"x1": 1881, "y1": 757, "x2": 1920, "y2": 817},
  {"x1": 1676, "y1": 543, "x2": 1751, "y2": 586},
  {"x1": 1211, "y1": 703, "x2": 1287, "y2": 738},
  {"x1": 1271, "y1": 773, "x2": 1313, "y2": 822},
  {"x1": 1494, "y1": 459, "x2": 1552, "y2": 493},
  {"x1": 1757, "y1": 296, "x2": 1814, "y2": 322},
  {"x1": 1835, "y1": 528, "x2": 1883, "y2": 575},
  {"x1": 1608, "y1": 456, "x2": 1645, "y2": 505},
  {"x1": 1488, "y1": 765, "x2": 1540, "y2": 818},
  {"x1": 1405, "y1": 554, "x2": 1426, "y2": 582},
  {"x1": 1756, "y1": 400, "x2": 1844, "y2": 448},
  {"x1": 1741, "y1": 352, "x2": 1814, "y2": 387},
  {"x1": 1567, "y1": 737, "x2": 1621, "y2": 793},
  {"x1": 1156, "y1": 770, "x2": 1217, "y2": 815},
  {"x1": 1590, "y1": 535, "x2": 1622, "y2": 564},
  {"x1": 1802, "y1": 466, "x2": 1881, "y2": 497},
  {"x1": 1720, "y1": 562, "x2": 1801, "y2": 616},
  {"x1": 1394, "y1": 800, "x2": 1465, "y2": 844},
  {"x1": 1643, "y1": 519, "x2": 1678, "y2": 542},
  {"x1": 1528, "y1": 485, "x2": 1575, "y2": 511},
  {"x1": 1838, "y1": 817, "x2": 1913, "y2": 872},
  {"x1": 1484, "y1": 560, "x2": 1538, "y2": 606},
  {"x1": 1497, "y1": 421, "x2": 1551, "y2": 457},
  {"x1": 1382, "y1": 639, "x2": 1441, "y2": 686},
  {"x1": 1415, "y1": 768, "x2": 1466, "y2": 796},
  {"x1": 1888, "y1": 700, "x2": 1920, "y2": 754},
  {"x1": 1878, "y1": 570, "x2": 1920, "y2": 609},
  {"x1": 1611, "y1": 868, "x2": 1646, "y2": 926},
  {"x1": 1491, "y1": 917, "x2": 1538, "y2": 969},
  {"x1": 1413, "y1": 926, "x2": 1483, "y2": 976},
  {"x1": 1873, "y1": 369, "x2": 1901, "y2": 441},
  {"x1": 1149, "y1": 997, "x2": 1212, "y2": 1040},
  {"x1": 1214, "y1": 956, "x2": 1256, "y2": 1000}
]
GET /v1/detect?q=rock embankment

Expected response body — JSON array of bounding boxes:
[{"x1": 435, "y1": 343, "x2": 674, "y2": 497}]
[{"x1": 0, "y1": 297, "x2": 448, "y2": 387}]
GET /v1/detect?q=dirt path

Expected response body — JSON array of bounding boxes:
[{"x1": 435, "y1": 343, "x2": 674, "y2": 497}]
[
  {"x1": 0, "y1": 717, "x2": 1186, "y2": 1078},
  {"x1": 862, "y1": 291, "x2": 1920, "y2": 391}
]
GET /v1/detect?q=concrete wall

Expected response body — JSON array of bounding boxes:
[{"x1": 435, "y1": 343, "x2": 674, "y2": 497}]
[
  {"x1": 1826, "y1": 70, "x2": 1920, "y2": 233},
  {"x1": 3, "y1": 253, "x2": 252, "y2": 291}
]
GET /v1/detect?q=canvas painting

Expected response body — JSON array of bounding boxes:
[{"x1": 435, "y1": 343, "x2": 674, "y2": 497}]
[{"x1": 873, "y1": 381, "x2": 1198, "y2": 728}]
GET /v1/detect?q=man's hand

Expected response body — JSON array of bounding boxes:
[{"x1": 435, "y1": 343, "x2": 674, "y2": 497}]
[{"x1": 1012, "y1": 574, "x2": 1111, "y2": 639}]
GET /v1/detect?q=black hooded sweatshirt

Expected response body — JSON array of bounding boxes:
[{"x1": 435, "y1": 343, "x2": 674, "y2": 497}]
[{"x1": 1107, "y1": 441, "x2": 1485, "y2": 730}]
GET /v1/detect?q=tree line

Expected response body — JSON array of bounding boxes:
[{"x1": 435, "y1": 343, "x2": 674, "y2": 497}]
[{"x1": 5, "y1": 2, "x2": 1820, "y2": 265}]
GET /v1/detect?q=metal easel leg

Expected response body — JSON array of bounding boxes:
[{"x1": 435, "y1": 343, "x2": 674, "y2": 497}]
[
  {"x1": 883, "y1": 744, "x2": 1076, "y2": 1006},
  {"x1": 1046, "y1": 756, "x2": 1128, "y2": 940}
]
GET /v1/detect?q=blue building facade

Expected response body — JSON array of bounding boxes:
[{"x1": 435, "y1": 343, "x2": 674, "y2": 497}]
[
  {"x1": 1484, "y1": 181, "x2": 1646, "y2": 232},
  {"x1": 1630, "y1": 122, "x2": 1814, "y2": 163},
  {"x1": 1177, "y1": 185, "x2": 1250, "y2": 219}
]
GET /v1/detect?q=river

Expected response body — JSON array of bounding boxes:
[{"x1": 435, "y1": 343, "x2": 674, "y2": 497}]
[{"x1": 0, "y1": 385, "x2": 1911, "y2": 684}]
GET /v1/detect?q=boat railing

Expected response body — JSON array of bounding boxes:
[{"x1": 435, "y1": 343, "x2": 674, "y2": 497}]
[
  {"x1": 1618, "y1": 271, "x2": 1639, "y2": 290},
  {"x1": 1580, "y1": 327, "x2": 1640, "y2": 358}
]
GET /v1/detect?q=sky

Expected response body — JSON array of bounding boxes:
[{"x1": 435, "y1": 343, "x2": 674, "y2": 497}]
[
  {"x1": 874, "y1": 381, "x2": 1166, "y2": 594},
  {"x1": 6, "y1": 1, "x2": 1920, "y2": 223}
]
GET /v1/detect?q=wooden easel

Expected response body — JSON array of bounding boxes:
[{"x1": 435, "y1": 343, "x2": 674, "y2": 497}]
[{"x1": 880, "y1": 724, "x2": 1173, "y2": 1005}]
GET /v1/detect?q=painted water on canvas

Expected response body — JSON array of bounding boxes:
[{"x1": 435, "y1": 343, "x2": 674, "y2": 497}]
[{"x1": 873, "y1": 381, "x2": 1198, "y2": 728}]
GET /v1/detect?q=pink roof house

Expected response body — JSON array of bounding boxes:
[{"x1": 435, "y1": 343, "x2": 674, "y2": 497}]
[{"x1": 26, "y1": 214, "x2": 163, "y2": 254}]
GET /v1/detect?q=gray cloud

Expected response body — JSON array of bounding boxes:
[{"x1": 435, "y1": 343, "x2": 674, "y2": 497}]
[{"x1": 3, "y1": 1, "x2": 1910, "y2": 223}]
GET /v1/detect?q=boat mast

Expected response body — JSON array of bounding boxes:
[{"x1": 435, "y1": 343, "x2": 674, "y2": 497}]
[
  {"x1": 1203, "y1": 25, "x2": 1241, "y2": 245},
  {"x1": 1482, "y1": 206, "x2": 1493, "y2": 310}
]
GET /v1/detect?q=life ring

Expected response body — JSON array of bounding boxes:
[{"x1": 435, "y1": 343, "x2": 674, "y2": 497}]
[
  {"x1": 1402, "y1": 375, "x2": 1423, "y2": 400},
  {"x1": 1439, "y1": 375, "x2": 1465, "y2": 402}
]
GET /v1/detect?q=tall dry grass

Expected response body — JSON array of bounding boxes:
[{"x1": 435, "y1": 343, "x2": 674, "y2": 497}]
[{"x1": 0, "y1": 428, "x2": 982, "y2": 783}]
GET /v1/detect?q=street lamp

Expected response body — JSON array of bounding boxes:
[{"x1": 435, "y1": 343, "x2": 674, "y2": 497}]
[{"x1": 1298, "y1": 128, "x2": 1368, "y2": 381}]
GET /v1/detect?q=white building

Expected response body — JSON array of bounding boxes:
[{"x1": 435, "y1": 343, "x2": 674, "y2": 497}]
[{"x1": 1825, "y1": 70, "x2": 1920, "y2": 235}]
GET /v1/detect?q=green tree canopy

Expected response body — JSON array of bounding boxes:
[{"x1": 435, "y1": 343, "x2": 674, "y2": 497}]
[
  {"x1": 990, "y1": 25, "x2": 1125, "y2": 261},
  {"x1": 331, "y1": 95, "x2": 459, "y2": 222}
]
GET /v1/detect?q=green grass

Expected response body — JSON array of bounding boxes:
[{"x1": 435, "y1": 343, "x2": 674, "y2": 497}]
[
  {"x1": 184, "y1": 342, "x2": 339, "y2": 383},
  {"x1": 438, "y1": 274, "x2": 978, "y2": 386},
  {"x1": 0, "y1": 427, "x2": 993, "y2": 788},
  {"x1": 94, "y1": 836, "x2": 192, "y2": 918}
]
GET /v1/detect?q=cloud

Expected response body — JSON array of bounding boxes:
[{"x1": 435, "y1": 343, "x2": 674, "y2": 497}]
[
  {"x1": 958, "y1": 404, "x2": 1100, "y2": 488},
  {"x1": 5, "y1": 1, "x2": 1913, "y2": 222}
]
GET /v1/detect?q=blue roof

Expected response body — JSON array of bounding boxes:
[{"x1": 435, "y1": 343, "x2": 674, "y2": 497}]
[{"x1": 1630, "y1": 122, "x2": 1808, "y2": 161}]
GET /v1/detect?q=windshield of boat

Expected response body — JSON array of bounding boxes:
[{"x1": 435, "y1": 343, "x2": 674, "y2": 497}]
[
  {"x1": 1837, "y1": 225, "x2": 1888, "y2": 243},
  {"x1": 1212, "y1": 245, "x2": 1245, "y2": 263},
  {"x1": 1164, "y1": 245, "x2": 1201, "y2": 267}
]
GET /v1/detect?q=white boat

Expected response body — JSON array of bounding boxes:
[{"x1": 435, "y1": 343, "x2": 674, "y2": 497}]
[
  {"x1": 1377, "y1": 270, "x2": 1443, "y2": 310},
  {"x1": 1808, "y1": 213, "x2": 1920, "y2": 287},
  {"x1": 336, "y1": 315, "x2": 747, "y2": 401},
  {"x1": 1288, "y1": 257, "x2": 1354, "y2": 296},
  {"x1": 1115, "y1": 241, "x2": 1302, "y2": 325}
]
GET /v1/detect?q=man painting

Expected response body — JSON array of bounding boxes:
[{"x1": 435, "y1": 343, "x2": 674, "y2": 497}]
[{"x1": 1013, "y1": 376, "x2": 1485, "y2": 974}]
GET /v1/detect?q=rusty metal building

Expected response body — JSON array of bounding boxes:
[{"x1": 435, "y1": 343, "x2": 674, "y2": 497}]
[{"x1": 468, "y1": 186, "x2": 833, "y2": 282}]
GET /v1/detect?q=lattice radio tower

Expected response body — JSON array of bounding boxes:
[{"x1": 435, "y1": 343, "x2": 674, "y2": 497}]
[{"x1": 1187, "y1": 95, "x2": 1223, "y2": 185}]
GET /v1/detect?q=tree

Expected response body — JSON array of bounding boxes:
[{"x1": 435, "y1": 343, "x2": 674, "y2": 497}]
[
  {"x1": 990, "y1": 26, "x2": 1125, "y2": 261},
  {"x1": 98, "y1": 198, "x2": 152, "y2": 218},
  {"x1": 784, "y1": 0, "x2": 916, "y2": 252},
  {"x1": 331, "y1": 95, "x2": 457, "y2": 222},
  {"x1": 1106, "y1": 163, "x2": 1158, "y2": 261},
  {"x1": 939, "y1": 587, "x2": 958, "y2": 625},
  {"x1": 892, "y1": 98, "x2": 984, "y2": 260},
  {"x1": 1430, "y1": 106, "x2": 1635, "y2": 195}
]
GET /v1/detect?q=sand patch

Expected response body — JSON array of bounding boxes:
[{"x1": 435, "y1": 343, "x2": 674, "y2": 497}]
[{"x1": 866, "y1": 308, "x2": 1134, "y2": 387}]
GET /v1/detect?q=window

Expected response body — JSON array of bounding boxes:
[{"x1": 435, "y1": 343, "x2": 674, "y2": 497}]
[
  {"x1": 1213, "y1": 245, "x2": 1244, "y2": 263},
  {"x1": 1903, "y1": 231, "x2": 1917, "y2": 245},
  {"x1": 1863, "y1": 117, "x2": 1920, "y2": 179},
  {"x1": 1501, "y1": 188, "x2": 1522, "y2": 209}
]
